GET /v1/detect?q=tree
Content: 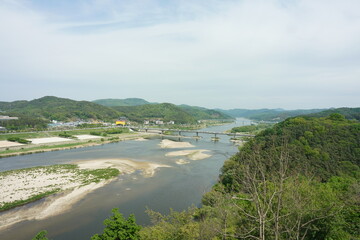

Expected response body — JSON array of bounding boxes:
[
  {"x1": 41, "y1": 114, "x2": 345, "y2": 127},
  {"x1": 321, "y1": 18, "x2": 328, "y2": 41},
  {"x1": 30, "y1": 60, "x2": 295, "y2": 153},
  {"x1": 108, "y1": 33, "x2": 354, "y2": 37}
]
[
  {"x1": 91, "y1": 208, "x2": 141, "y2": 240},
  {"x1": 32, "y1": 230, "x2": 49, "y2": 240}
]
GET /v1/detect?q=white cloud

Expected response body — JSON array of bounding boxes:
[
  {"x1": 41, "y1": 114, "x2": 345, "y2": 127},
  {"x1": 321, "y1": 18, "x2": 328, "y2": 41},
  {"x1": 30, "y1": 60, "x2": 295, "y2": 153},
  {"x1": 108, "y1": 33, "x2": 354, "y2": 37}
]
[{"x1": 0, "y1": 0, "x2": 359, "y2": 109}]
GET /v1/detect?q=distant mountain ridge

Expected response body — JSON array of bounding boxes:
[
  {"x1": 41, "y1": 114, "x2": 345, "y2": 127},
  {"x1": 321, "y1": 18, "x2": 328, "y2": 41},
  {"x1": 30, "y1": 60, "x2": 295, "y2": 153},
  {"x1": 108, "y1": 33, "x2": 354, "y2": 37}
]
[
  {"x1": 0, "y1": 96, "x2": 120, "y2": 122},
  {"x1": 0, "y1": 96, "x2": 233, "y2": 125},
  {"x1": 93, "y1": 98, "x2": 151, "y2": 107},
  {"x1": 304, "y1": 107, "x2": 360, "y2": 121},
  {"x1": 112, "y1": 103, "x2": 196, "y2": 124},
  {"x1": 93, "y1": 98, "x2": 233, "y2": 122},
  {"x1": 218, "y1": 108, "x2": 326, "y2": 121}
]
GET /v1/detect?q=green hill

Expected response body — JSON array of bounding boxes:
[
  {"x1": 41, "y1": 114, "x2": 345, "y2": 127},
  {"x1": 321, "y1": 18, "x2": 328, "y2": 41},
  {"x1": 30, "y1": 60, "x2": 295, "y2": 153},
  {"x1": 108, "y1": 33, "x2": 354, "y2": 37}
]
[
  {"x1": 304, "y1": 107, "x2": 360, "y2": 121},
  {"x1": 112, "y1": 103, "x2": 197, "y2": 124},
  {"x1": 219, "y1": 108, "x2": 325, "y2": 121},
  {"x1": 93, "y1": 98, "x2": 150, "y2": 107},
  {"x1": 179, "y1": 105, "x2": 233, "y2": 120},
  {"x1": 0, "y1": 96, "x2": 121, "y2": 122}
]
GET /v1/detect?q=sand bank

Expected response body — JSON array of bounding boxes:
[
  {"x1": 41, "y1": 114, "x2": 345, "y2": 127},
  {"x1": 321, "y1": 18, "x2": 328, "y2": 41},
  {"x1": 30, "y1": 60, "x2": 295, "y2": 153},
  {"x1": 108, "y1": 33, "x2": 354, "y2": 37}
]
[
  {"x1": 27, "y1": 137, "x2": 74, "y2": 144},
  {"x1": 0, "y1": 140, "x2": 24, "y2": 148},
  {"x1": 166, "y1": 149, "x2": 212, "y2": 160},
  {"x1": 0, "y1": 181, "x2": 109, "y2": 231},
  {"x1": 159, "y1": 139, "x2": 194, "y2": 149},
  {"x1": 133, "y1": 137, "x2": 148, "y2": 141},
  {"x1": 1, "y1": 168, "x2": 82, "y2": 206},
  {"x1": 75, "y1": 158, "x2": 170, "y2": 177},
  {"x1": 175, "y1": 159, "x2": 190, "y2": 165},
  {"x1": 75, "y1": 135, "x2": 102, "y2": 140}
]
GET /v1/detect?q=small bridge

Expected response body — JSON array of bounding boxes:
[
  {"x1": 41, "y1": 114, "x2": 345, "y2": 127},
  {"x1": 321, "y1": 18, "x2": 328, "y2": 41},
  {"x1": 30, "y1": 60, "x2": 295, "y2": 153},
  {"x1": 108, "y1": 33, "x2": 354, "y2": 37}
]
[{"x1": 128, "y1": 127, "x2": 255, "y2": 139}]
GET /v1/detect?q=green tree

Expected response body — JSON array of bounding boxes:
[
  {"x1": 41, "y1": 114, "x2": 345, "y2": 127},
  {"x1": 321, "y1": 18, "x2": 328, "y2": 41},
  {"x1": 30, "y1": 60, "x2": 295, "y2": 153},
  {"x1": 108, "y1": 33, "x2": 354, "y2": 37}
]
[
  {"x1": 32, "y1": 230, "x2": 49, "y2": 240},
  {"x1": 91, "y1": 208, "x2": 141, "y2": 240}
]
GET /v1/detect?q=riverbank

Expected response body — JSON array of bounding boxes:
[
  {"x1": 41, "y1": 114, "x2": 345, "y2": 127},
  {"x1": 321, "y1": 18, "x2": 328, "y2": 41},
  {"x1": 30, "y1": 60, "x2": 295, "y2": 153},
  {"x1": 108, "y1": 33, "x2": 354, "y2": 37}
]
[{"x1": 0, "y1": 132, "x2": 158, "y2": 158}]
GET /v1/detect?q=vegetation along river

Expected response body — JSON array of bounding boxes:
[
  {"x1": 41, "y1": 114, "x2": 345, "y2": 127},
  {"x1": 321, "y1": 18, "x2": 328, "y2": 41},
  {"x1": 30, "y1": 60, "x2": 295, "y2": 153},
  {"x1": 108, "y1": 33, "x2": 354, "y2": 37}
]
[{"x1": 0, "y1": 118, "x2": 252, "y2": 240}]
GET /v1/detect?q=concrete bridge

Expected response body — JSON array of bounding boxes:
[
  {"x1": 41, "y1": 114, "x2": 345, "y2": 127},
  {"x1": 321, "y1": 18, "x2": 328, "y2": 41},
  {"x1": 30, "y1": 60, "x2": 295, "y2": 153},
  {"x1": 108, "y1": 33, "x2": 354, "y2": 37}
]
[{"x1": 128, "y1": 127, "x2": 255, "y2": 138}]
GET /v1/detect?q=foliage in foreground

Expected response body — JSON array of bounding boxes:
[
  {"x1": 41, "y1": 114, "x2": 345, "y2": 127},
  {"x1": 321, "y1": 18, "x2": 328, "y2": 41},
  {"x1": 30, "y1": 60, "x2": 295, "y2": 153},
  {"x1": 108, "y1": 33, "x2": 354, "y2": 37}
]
[
  {"x1": 32, "y1": 230, "x2": 49, "y2": 240},
  {"x1": 91, "y1": 208, "x2": 141, "y2": 240}
]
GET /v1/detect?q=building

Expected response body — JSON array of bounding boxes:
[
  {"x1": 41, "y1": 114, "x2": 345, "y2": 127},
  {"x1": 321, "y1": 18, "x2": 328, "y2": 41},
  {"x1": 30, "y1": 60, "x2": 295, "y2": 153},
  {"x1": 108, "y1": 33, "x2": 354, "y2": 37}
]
[
  {"x1": 116, "y1": 117, "x2": 128, "y2": 126},
  {"x1": 0, "y1": 126, "x2": 6, "y2": 131}
]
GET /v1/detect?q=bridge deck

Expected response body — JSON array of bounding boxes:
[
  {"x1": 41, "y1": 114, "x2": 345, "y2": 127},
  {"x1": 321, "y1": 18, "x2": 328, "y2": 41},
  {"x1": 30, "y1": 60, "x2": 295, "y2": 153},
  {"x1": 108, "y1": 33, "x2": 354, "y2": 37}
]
[{"x1": 128, "y1": 127, "x2": 255, "y2": 137}]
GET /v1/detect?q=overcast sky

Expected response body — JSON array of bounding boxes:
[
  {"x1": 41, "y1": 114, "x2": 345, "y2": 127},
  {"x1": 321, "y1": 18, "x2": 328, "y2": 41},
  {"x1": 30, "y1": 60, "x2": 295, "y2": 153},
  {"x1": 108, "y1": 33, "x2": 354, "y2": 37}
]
[{"x1": 0, "y1": 0, "x2": 359, "y2": 109}]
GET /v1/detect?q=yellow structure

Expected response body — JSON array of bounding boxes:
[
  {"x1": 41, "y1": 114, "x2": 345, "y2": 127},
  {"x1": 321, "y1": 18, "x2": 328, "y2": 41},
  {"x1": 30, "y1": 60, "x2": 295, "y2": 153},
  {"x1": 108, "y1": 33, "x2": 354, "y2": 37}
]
[{"x1": 116, "y1": 120, "x2": 126, "y2": 126}]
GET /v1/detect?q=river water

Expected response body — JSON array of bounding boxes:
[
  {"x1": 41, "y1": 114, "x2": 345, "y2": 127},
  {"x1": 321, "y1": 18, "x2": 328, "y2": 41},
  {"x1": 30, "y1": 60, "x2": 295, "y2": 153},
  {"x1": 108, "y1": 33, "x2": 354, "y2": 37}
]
[{"x1": 0, "y1": 118, "x2": 251, "y2": 240}]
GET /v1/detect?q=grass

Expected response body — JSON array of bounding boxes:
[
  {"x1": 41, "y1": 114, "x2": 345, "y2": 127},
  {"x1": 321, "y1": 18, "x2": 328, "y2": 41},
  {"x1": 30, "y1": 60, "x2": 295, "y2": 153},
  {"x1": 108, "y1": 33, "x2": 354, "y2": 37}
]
[{"x1": 0, "y1": 189, "x2": 60, "y2": 212}]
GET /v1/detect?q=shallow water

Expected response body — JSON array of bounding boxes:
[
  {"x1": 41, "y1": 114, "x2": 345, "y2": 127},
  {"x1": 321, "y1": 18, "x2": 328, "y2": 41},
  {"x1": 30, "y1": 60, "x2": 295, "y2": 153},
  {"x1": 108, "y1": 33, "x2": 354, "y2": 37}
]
[{"x1": 0, "y1": 118, "x2": 249, "y2": 240}]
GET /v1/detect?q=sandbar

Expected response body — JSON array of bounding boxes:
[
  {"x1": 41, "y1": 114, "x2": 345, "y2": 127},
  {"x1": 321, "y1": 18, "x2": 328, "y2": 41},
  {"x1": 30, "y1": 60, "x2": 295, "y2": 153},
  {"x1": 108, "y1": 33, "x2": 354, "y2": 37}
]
[
  {"x1": 27, "y1": 137, "x2": 74, "y2": 144},
  {"x1": 75, "y1": 135, "x2": 102, "y2": 140},
  {"x1": 75, "y1": 158, "x2": 170, "y2": 177},
  {"x1": 133, "y1": 137, "x2": 148, "y2": 141},
  {"x1": 166, "y1": 149, "x2": 212, "y2": 160},
  {"x1": 159, "y1": 139, "x2": 194, "y2": 149},
  {"x1": 175, "y1": 159, "x2": 190, "y2": 165},
  {"x1": 0, "y1": 181, "x2": 109, "y2": 231},
  {"x1": 0, "y1": 140, "x2": 24, "y2": 148}
]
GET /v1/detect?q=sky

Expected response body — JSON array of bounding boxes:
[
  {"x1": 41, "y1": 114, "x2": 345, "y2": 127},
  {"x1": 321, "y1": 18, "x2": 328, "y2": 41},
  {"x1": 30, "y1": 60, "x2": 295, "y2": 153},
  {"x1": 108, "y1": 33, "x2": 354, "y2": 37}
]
[{"x1": 0, "y1": 0, "x2": 359, "y2": 110}]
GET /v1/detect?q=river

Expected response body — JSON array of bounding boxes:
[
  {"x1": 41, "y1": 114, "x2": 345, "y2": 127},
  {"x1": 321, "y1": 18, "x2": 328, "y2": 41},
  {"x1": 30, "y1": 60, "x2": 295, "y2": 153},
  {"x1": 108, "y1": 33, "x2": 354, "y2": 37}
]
[{"x1": 0, "y1": 118, "x2": 251, "y2": 240}]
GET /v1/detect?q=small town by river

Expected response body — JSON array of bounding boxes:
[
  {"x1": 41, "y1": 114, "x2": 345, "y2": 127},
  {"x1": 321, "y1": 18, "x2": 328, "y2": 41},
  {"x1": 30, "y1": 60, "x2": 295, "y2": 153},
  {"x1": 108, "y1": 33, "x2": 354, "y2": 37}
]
[{"x1": 0, "y1": 118, "x2": 251, "y2": 240}]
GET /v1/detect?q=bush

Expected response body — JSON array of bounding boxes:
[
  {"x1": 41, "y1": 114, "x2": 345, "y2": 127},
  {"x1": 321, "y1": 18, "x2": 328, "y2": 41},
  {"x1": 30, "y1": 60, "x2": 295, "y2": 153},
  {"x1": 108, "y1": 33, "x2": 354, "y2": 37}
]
[
  {"x1": 58, "y1": 132, "x2": 73, "y2": 138},
  {"x1": 7, "y1": 137, "x2": 31, "y2": 144}
]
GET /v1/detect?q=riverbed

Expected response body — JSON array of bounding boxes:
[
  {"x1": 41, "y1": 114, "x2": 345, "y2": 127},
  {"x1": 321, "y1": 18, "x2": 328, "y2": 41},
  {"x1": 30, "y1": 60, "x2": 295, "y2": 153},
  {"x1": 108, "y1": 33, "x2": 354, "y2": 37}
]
[{"x1": 0, "y1": 118, "x2": 251, "y2": 240}]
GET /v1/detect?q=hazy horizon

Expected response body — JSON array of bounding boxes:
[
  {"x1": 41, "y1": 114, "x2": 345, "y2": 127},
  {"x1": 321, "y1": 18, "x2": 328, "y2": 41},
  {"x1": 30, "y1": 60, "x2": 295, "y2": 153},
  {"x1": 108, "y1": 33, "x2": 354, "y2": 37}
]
[{"x1": 1, "y1": 0, "x2": 359, "y2": 109}]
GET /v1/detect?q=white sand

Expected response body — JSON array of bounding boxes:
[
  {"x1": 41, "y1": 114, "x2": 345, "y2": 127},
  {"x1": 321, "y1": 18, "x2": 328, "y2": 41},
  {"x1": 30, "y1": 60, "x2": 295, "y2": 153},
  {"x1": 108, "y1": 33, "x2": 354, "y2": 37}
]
[
  {"x1": 0, "y1": 169, "x2": 80, "y2": 205},
  {"x1": 133, "y1": 137, "x2": 148, "y2": 141},
  {"x1": 75, "y1": 158, "x2": 170, "y2": 177},
  {"x1": 27, "y1": 137, "x2": 74, "y2": 144},
  {"x1": 159, "y1": 139, "x2": 195, "y2": 149},
  {"x1": 74, "y1": 135, "x2": 102, "y2": 140},
  {"x1": 0, "y1": 181, "x2": 109, "y2": 231},
  {"x1": 175, "y1": 159, "x2": 190, "y2": 165},
  {"x1": 166, "y1": 149, "x2": 212, "y2": 160},
  {"x1": 0, "y1": 140, "x2": 24, "y2": 148}
]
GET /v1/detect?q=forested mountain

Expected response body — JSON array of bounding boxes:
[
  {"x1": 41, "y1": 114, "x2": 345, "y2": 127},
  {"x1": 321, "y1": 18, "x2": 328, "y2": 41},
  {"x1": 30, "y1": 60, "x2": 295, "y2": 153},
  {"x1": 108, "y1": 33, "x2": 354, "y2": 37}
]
[
  {"x1": 305, "y1": 107, "x2": 360, "y2": 121},
  {"x1": 94, "y1": 98, "x2": 233, "y2": 121},
  {"x1": 219, "y1": 108, "x2": 325, "y2": 121},
  {"x1": 0, "y1": 96, "x2": 121, "y2": 122},
  {"x1": 112, "y1": 103, "x2": 197, "y2": 124},
  {"x1": 93, "y1": 98, "x2": 151, "y2": 107},
  {"x1": 138, "y1": 113, "x2": 360, "y2": 239},
  {"x1": 179, "y1": 105, "x2": 233, "y2": 120}
]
